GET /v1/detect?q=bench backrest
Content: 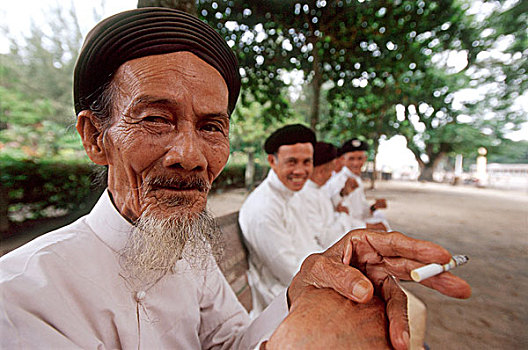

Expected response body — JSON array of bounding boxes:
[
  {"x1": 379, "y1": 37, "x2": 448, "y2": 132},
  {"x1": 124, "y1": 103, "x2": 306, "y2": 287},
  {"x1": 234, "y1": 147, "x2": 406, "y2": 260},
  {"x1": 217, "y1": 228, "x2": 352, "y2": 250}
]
[{"x1": 215, "y1": 211, "x2": 253, "y2": 311}]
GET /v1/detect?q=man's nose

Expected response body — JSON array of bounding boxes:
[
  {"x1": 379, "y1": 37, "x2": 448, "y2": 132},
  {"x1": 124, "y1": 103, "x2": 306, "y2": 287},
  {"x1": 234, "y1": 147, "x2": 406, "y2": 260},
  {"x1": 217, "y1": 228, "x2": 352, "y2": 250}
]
[
  {"x1": 293, "y1": 163, "x2": 311, "y2": 174},
  {"x1": 162, "y1": 130, "x2": 207, "y2": 172}
]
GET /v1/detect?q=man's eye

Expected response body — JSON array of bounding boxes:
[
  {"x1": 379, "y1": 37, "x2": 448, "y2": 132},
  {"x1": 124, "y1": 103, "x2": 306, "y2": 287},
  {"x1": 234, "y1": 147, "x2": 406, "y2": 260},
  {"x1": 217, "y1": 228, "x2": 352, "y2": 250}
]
[
  {"x1": 142, "y1": 116, "x2": 168, "y2": 124},
  {"x1": 202, "y1": 123, "x2": 222, "y2": 133}
]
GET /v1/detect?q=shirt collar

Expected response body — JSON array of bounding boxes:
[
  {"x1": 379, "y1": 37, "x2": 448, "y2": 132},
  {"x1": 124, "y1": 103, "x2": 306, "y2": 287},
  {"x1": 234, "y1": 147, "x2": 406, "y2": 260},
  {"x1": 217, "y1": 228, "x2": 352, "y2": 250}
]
[
  {"x1": 305, "y1": 179, "x2": 320, "y2": 189},
  {"x1": 341, "y1": 166, "x2": 354, "y2": 178},
  {"x1": 86, "y1": 189, "x2": 133, "y2": 253},
  {"x1": 266, "y1": 169, "x2": 296, "y2": 200}
]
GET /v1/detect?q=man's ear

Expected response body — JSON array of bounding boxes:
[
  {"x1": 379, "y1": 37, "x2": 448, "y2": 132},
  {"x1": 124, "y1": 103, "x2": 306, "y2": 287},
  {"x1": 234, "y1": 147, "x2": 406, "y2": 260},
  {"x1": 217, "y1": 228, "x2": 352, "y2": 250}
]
[
  {"x1": 76, "y1": 110, "x2": 108, "y2": 165},
  {"x1": 267, "y1": 154, "x2": 276, "y2": 168}
]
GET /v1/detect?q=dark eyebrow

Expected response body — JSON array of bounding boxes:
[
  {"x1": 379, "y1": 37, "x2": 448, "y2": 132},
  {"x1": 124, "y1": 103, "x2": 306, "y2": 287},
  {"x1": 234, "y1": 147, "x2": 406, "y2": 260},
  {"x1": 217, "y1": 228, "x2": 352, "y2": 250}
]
[
  {"x1": 131, "y1": 95, "x2": 176, "y2": 108},
  {"x1": 201, "y1": 112, "x2": 230, "y2": 121},
  {"x1": 129, "y1": 95, "x2": 230, "y2": 119}
]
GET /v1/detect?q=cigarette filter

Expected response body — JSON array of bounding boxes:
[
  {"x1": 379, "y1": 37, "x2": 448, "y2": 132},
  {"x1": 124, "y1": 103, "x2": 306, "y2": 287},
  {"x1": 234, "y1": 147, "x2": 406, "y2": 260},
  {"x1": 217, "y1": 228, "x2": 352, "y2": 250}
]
[{"x1": 411, "y1": 255, "x2": 468, "y2": 282}]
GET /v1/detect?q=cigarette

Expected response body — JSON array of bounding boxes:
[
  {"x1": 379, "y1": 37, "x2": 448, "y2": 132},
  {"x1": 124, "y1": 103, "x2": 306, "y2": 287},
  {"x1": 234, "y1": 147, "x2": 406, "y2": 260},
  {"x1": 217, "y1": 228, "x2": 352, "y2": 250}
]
[{"x1": 411, "y1": 255, "x2": 469, "y2": 282}]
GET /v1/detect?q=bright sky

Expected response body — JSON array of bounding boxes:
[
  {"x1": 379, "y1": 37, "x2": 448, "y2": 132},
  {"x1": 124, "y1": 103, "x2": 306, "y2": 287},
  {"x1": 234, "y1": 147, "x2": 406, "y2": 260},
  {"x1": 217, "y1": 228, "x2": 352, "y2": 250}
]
[{"x1": 1, "y1": 0, "x2": 526, "y2": 172}]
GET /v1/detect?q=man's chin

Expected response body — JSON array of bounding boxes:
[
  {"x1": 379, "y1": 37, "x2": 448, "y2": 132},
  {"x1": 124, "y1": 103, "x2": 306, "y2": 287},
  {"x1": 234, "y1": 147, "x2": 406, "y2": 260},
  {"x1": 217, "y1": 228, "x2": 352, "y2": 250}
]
[
  {"x1": 145, "y1": 193, "x2": 208, "y2": 219},
  {"x1": 288, "y1": 181, "x2": 307, "y2": 191}
]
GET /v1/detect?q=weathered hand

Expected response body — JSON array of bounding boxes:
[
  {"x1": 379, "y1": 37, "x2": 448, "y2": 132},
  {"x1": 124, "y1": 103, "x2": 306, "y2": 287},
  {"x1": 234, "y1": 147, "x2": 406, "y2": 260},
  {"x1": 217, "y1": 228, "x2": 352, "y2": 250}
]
[
  {"x1": 266, "y1": 287, "x2": 391, "y2": 350},
  {"x1": 287, "y1": 229, "x2": 471, "y2": 349},
  {"x1": 335, "y1": 203, "x2": 350, "y2": 214},
  {"x1": 374, "y1": 198, "x2": 387, "y2": 209},
  {"x1": 341, "y1": 177, "x2": 359, "y2": 196}
]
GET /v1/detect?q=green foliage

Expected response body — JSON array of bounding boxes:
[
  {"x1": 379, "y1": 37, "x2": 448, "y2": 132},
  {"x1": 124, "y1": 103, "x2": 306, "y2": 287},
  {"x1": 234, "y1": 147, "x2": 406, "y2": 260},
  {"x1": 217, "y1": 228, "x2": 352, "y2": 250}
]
[
  {"x1": 212, "y1": 161, "x2": 269, "y2": 191},
  {"x1": 0, "y1": 155, "x2": 100, "y2": 222},
  {"x1": 488, "y1": 140, "x2": 528, "y2": 164},
  {"x1": 229, "y1": 100, "x2": 306, "y2": 155},
  {"x1": 197, "y1": 0, "x2": 525, "y2": 181}
]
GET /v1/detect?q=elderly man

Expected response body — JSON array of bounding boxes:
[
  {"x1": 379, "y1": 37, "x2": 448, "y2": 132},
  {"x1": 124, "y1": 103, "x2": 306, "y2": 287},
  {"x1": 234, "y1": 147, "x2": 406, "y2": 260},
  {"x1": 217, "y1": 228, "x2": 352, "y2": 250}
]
[
  {"x1": 0, "y1": 8, "x2": 470, "y2": 350},
  {"x1": 326, "y1": 138, "x2": 390, "y2": 230},
  {"x1": 296, "y1": 141, "x2": 352, "y2": 248}
]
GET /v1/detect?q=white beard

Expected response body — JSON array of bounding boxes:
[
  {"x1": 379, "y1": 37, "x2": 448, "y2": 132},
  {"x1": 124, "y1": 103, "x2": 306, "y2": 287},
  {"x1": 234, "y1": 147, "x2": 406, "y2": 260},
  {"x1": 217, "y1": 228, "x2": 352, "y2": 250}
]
[{"x1": 119, "y1": 206, "x2": 223, "y2": 286}]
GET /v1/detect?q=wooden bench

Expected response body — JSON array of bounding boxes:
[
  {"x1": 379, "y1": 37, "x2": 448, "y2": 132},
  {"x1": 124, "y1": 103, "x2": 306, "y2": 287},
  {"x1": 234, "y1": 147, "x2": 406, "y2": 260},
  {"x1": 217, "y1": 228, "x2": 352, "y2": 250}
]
[{"x1": 215, "y1": 211, "x2": 253, "y2": 312}]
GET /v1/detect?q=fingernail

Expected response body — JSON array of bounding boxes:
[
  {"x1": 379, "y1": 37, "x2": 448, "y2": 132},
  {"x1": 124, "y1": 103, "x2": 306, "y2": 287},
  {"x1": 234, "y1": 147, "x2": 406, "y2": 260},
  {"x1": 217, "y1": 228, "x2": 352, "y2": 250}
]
[
  {"x1": 352, "y1": 280, "x2": 370, "y2": 300},
  {"x1": 342, "y1": 242, "x2": 351, "y2": 264}
]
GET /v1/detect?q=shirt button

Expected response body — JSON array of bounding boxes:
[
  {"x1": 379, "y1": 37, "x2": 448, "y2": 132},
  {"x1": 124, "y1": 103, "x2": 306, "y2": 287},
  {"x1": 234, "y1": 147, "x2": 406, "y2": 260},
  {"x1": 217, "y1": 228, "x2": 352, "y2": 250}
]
[{"x1": 135, "y1": 291, "x2": 146, "y2": 302}]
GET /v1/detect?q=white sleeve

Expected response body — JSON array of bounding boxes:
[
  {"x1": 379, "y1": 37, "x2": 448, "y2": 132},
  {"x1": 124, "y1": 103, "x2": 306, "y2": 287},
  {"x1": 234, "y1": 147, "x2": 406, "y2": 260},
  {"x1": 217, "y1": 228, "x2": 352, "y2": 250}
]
[{"x1": 243, "y1": 208, "x2": 320, "y2": 286}]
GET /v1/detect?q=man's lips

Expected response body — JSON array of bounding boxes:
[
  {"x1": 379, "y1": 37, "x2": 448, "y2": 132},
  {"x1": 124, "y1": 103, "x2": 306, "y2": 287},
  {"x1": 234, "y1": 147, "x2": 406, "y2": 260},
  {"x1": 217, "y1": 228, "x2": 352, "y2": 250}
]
[{"x1": 288, "y1": 176, "x2": 308, "y2": 184}]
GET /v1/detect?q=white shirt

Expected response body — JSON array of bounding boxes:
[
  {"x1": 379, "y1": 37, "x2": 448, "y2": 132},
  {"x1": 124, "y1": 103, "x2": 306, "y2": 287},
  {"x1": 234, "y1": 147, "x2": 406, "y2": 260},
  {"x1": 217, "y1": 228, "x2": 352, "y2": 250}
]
[
  {"x1": 324, "y1": 168, "x2": 369, "y2": 228},
  {"x1": 239, "y1": 170, "x2": 323, "y2": 314},
  {"x1": 0, "y1": 190, "x2": 288, "y2": 349},
  {"x1": 296, "y1": 179, "x2": 351, "y2": 248}
]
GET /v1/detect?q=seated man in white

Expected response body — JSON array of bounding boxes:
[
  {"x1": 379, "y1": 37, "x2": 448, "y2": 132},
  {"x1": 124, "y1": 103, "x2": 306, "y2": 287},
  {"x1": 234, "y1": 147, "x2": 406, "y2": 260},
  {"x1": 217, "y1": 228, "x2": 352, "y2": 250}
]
[
  {"x1": 325, "y1": 138, "x2": 390, "y2": 231},
  {"x1": 296, "y1": 142, "x2": 353, "y2": 248},
  {"x1": 239, "y1": 124, "x2": 324, "y2": 314}
]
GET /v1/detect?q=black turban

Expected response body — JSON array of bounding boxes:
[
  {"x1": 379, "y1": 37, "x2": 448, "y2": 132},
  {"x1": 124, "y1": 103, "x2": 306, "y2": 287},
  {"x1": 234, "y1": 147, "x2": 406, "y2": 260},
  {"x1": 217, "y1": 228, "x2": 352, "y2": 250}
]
[
  {"x1": 264, "y1": 124, "x2": 316, "y2": 155},
  {"x1": 340, "y1": 138, "x2": 368, "y2": 154},
  {"x1": 313, "y1": 142, "x2": 338, "y2": 167},
  {"x1": 73, "y1": 7, "x2": 240, "y2": 115}
]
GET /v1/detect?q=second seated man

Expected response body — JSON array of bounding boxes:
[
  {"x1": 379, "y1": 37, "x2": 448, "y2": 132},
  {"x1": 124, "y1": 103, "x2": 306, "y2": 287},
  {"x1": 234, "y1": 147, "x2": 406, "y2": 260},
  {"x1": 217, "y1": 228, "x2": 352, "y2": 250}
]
[
  {"x1": 239, "y1": 124, "x2": 324, "y2": 314},
  {"x1": 296, "y1": 141, "x2": 353, "y2": 248}
]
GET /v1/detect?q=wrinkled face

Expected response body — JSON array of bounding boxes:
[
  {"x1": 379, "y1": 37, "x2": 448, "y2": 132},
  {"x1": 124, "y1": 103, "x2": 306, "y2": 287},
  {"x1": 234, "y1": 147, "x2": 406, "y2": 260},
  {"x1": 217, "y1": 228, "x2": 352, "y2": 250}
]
[
  {"x1": 311, "y1": 159, "x2": 336, "y2": 186},
  {"x1": 343, "y1": 151, "x2": 367, "y2": 176},
  {"x1": 268, "y1": 143, "x2": 314, "y2": 191},
  {"x1": 84, "y1": 52, "x2": 230, "y2": 221}
]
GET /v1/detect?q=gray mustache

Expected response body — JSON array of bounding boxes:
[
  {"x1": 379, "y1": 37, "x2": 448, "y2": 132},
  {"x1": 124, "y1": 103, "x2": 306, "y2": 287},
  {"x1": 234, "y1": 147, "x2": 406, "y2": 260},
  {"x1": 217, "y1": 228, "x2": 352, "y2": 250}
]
[{"x1": 146, "y1": 176, "x2": 211, "y2": 193}]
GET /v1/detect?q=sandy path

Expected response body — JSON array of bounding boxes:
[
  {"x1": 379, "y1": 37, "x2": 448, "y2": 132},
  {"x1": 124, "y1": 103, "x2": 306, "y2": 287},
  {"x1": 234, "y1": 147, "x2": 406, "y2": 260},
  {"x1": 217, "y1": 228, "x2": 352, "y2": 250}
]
[
  {"x1": 208, "y1": 181, "x2": 528, "y2": 349},
  {"x1": 372, "y1": 181, "x2": 528, "y2": 350}
]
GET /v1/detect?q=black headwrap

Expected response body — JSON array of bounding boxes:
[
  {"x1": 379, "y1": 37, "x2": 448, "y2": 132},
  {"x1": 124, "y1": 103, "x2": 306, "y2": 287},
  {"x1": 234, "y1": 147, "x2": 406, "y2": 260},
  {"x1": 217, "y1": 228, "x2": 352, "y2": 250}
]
[
  {"x1": 340, "y1": 138, "x2": 368, "y2": 154},
  {"x1": 73, "y1": 7, "x2": 240, "y2": 115},
  {"x1": 264, "y1": 124, "x2": 316, "y2": 155},
  {"x1": 313, "y1": 142, "x2": 338, "y2": 167}
]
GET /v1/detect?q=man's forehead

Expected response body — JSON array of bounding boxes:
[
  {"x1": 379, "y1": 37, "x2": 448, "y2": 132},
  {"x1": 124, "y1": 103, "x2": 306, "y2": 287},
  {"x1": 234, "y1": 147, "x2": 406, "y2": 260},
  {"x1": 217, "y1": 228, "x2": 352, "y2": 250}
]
[
  {"x1": 114, "y1": 52, "x2": 227, "y2": 92},
  {"x1": 345, "y1": 151, "x2": 367, "y2": 158},
  {"x1": 112, "y1": 52, "x2": 229, "y2": 115},
  {"x1": 277, "y1": 142, "x2": 314, "y2": 156}
]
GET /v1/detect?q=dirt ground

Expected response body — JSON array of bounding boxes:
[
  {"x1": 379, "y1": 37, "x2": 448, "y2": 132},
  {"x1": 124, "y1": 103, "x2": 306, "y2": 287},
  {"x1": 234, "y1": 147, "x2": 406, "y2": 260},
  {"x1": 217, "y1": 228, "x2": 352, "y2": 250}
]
[
  {"x1": 208, "y1": 181, "x2": 528, "y2": 350},
  {"x1": 2, "y1": 180, "x2": 527, "y2": 349}
]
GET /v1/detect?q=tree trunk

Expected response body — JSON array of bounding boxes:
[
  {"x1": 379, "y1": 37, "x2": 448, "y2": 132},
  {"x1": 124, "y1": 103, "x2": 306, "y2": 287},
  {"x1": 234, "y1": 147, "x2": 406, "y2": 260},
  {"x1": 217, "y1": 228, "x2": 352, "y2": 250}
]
[
  {"x1": 418, "y1": 153, "x2": 445, "y2": 182},
  {"x1": 309, "y1": 36, "x2": 322, "y2": 131},
  {"x1": 0, "y1": 183, "x2": 9, "y2": 235},
  {"x1": 418, "y1": 164, "x2": 435, "y2": 182},
  {"x1": 137, "y1": 0, "x2": 197, "y2": 16},
  {"x1": 370, "y1": 138, "x2": 380, "y2": 190},
  {"x1": 245, "y1": 150, "x2": 255, "y2": 190}
]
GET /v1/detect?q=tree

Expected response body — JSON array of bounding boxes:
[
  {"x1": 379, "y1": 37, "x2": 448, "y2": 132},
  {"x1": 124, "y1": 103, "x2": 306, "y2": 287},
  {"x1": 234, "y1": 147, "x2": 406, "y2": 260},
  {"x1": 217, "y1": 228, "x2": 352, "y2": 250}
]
[{"x1": 197, "y1": 1, "x2": 506, "y2": 182}]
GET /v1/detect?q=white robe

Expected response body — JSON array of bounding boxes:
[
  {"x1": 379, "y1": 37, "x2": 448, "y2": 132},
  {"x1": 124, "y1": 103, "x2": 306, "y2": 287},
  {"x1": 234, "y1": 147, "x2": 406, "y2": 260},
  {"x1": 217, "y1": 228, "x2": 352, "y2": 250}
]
[
  {"x1": 324, "y1": 168, "x2": 389, "y2": 229},
  {"x1": 295, "y1": 179, "x2": 351, "y2": 249},
  {"x1": 0, "y1": 190, "x2": 288, "y2": 349},
  {"x1": 239, "y1": 170, "x2": 323, "y2": 314}
]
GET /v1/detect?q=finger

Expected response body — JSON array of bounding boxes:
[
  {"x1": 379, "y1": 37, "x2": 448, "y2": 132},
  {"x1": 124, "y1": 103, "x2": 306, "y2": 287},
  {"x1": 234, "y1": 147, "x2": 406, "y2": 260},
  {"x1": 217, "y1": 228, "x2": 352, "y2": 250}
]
[
  {"x1": 382, "y1": 276, "x2": 410, "y2": 350},
  {"x1": 362, "y1": 231, "x2": 452, "y2": 264},
  {"x1": 307, "y1": 254, "x2": 374, "y2": 303},
  {"x1": 419, "y1": 271, "x2": 472, "y2": 299}
]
